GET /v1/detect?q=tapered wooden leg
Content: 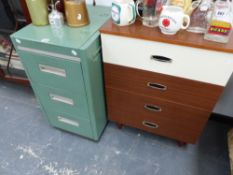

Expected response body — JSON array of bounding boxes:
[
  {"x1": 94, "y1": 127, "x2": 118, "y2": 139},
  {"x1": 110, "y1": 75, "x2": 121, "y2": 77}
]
[
  {"x1": 177, "y1": 141, "x2": 187, "y2": 147},
  {"x1": 117, "y1": 123, "x2": 124, "y2": 129}
]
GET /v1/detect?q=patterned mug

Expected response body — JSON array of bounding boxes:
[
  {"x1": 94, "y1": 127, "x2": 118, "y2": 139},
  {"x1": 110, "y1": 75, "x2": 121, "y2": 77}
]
[{"x1": 111, "y1": 0, "x2": 136, "y2": 26}]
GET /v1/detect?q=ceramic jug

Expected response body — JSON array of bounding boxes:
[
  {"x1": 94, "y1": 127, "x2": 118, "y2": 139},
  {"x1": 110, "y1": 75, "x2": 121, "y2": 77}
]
[
  {"x1": 64, "y1": 0, "x2": 90, "y2": 27},
  {"x1": 25, "y1": 0, "x2": 49, "y2": 26},
  {"x1": 111, "y1": 0, "x2": 136, "y2": 26},
  {"x1": 159, "y1": 6, "x2": 190, "y2": 35}
]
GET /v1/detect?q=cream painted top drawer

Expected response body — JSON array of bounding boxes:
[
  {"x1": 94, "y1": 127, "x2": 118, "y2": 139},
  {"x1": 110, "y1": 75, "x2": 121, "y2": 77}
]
[{"x1": 101, "y1": 34, "x2": 233, "y2": 86}]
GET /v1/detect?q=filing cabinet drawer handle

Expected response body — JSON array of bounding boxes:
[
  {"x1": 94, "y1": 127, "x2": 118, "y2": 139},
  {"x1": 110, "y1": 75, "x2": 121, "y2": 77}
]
[
  {"x1": 49, "y1": 94, "x2": 74, "y2": 106},
  {"x1": 147, "y1": 82, "x2": 167, "y2": 91},
  {"x1": 39, "y1": 64, "x2": 66, "y2": 77},
  {"x1": 144, "y1": 104, "x2": 162, "y2": 112},
  {"x1": 151, "y1": 55, "x2": 173, "y2": 63},
  {"x1": 142, "y1": 121, "x2": 159, "y2": 129},
  {"x1": 57, "y1": 116, "x2": 79, "y2": 127}
]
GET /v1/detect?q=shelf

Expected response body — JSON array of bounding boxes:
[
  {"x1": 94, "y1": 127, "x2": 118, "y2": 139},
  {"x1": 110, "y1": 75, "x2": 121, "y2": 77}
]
[
  {"x1": 0, "y1": 29, "x2": 15, "y2": 35},
  {"x1": 0, "y1": 34, "x2": 23, "y2": 71}
]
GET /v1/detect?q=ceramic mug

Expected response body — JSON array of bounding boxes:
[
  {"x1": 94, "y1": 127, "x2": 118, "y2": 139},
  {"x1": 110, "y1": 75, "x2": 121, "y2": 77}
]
[
  {"x1": 159, "y1": 6, "x2": 190, "y2": 35},
  {"x1": 111, "y1": 0, "x2": 136, "y2": 26}
]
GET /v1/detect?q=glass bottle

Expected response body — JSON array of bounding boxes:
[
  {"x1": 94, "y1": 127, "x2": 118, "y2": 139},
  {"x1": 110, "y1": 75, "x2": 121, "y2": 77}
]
[
  {"x1": 49, "y1": 1, "x2": 64, "y2": 28},
  {"x1": 187, "y1": 0, "x2": 213, "y2": 33},
  {"x1": 204, "y1": 0, "x2": 233, "y2": 43}
]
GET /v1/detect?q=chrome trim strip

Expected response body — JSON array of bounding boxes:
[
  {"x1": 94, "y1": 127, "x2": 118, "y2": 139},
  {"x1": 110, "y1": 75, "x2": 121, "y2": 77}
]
[{"x1": 18, "y1": 46, "x2": 80, "y2": 62}]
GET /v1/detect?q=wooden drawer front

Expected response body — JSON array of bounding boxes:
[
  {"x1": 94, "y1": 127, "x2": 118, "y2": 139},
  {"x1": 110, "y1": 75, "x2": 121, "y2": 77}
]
[
  {"x1": 17, "y1": 50, "x2": 85, "y2": 92},
  {"x1": 47, "y1": 110, "x2": 93, "y2": 139},
  {"x1": 33, "y1": 83, "x2": 89, "y2": 120},
  {"x1": 106, "y1": 88, "x2": 210, "y2": 143},
  {"x1": 101, "y1": 34, "x2": 233, "y2": 86},
  {"x1": 104, "y1": 63, "x2": 223, "y2": 111}
]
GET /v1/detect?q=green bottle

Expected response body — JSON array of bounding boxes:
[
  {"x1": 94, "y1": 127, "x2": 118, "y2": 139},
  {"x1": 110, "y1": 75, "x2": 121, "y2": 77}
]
[{"x1": 26, "y1": 0, "x2": 49, "y2": 26}]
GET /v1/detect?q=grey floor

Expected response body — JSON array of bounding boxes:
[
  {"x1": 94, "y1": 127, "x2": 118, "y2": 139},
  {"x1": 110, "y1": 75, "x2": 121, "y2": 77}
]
[{"x1": 0, "y1": 81, "x2": 231, "y2": 175}]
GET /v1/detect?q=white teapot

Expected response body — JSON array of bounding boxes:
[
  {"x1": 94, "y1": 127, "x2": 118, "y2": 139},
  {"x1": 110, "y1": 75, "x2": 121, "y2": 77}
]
[
  {"x1": 111, "y1": 0, "x2": 136, "y2": 26},
  {"x1": 159, "y1": 6, "x2": 190, "y2": 35}
]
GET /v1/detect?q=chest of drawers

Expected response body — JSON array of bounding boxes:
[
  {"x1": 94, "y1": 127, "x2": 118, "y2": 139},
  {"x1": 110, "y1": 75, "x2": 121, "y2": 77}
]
[
  {"x1": 100, "y1": 20, "x2": 233, "y2": 144},
  {"x1": 11, "y1": 6, "x2": 110, "y2": 141}
]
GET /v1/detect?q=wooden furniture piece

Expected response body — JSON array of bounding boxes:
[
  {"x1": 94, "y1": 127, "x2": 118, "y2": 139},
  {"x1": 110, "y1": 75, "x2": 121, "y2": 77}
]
[
  {"x1": 100, "y1": 19, "x2": 233, "y2": 144},
  {"x1": 0, "y1": 0, "x2": 30, "y2": 85},
  {"x1": 19, "y1": 0, "x2": 31, "y2": 23},
  {"x1": 11, "y1": 6, "x2": 110, "y2": 141}
]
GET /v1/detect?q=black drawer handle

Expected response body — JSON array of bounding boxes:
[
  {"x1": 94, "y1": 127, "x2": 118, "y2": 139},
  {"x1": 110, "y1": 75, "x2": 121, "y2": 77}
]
[
  {"x1": 147, "y1": 82, "x2": 167, "y2": 91},
  {"x1": 144, "y1": 104, "x2": 162, "y2": 112},
  {"x1": 151, "y1": 55, "x2": 173, "y2": 63},
  {"x1": 142, "y1": 121, "x2": 159, "y2": 129}
]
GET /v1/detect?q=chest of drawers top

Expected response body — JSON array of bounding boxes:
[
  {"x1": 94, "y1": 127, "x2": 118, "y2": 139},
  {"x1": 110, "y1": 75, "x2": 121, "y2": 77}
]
[{"x1": 100, "y1": 19, "x2": 233, "y2": 54}]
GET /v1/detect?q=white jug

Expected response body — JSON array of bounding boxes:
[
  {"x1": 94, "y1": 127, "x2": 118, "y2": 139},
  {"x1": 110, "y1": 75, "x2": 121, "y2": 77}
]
[
  {"x1": 111, "y1": 0, "x2": 136, "y2": 26},
  {"x1": 159, "y1": 6, "x2": 190, "y2": 35}
]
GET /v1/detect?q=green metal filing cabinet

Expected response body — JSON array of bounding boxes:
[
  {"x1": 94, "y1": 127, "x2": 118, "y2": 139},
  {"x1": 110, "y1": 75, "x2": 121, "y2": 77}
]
[{"x1": 11, "y1": 6, "x2": 110, "y2": 140}]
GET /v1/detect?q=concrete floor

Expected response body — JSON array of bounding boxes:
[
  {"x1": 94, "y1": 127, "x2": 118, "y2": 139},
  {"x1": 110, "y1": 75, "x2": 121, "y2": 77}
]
[{"x1": 0, "y1": 81, "x2": 231, "y2": 175}]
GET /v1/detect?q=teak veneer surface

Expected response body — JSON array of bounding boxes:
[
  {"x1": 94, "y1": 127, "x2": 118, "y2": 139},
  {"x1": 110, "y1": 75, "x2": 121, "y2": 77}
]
[
  {"x1": 106, "y1": 87, "x2": 208, "y2": 143},
  {"x1": 104, "y1": 63, "x2": 224, "y2": 111},
  {"x1": 105, "y1": 87, "x2": 210, "y2": 124},
  {"x1": 100, "y1": 19, "x2": 233, "y2": 54}
]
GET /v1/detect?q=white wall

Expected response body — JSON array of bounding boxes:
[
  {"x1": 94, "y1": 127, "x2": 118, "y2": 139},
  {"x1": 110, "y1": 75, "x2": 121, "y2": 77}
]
[{"x1": 86, "y1": 0, "x2": 113, "y2": 6}]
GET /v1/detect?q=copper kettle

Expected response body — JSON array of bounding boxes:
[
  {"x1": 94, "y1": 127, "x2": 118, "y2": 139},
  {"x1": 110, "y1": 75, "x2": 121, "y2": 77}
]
[{"x1": 64, "y1": 0, "x2": 90, "y2": 27}]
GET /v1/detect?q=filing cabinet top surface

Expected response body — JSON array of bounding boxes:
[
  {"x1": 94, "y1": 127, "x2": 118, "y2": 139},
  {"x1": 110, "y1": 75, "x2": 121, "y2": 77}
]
[
  {"x1": 12, "y1": 6, "x2": 110, "y2": 49},
  {"x1": 100, "y1": 19, "x2": 233, "y2": 54}
]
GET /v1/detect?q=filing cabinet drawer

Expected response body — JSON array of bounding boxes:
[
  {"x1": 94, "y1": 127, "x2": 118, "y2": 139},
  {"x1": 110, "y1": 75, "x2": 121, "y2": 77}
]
[
  {"x1": 104, "y1": 63, "x2": 223, "y2": 111},
  {"x1": 102, "y1": 34, "x2": 233, "y2": 86},
  {"x1": 33, "y1": 83, "x2": 89, "y2": 119},
  {"x1": 17, "y1": 50, "x2": 85, "y2": 92},
  {"x1": 106, "y1": 88, "x2": 209, "y2": 143},
  {"x1": 47, "y1": 110, "x2": 93, "y2": 139}
]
